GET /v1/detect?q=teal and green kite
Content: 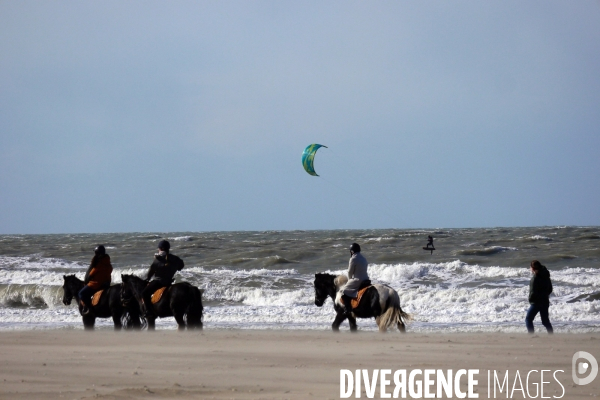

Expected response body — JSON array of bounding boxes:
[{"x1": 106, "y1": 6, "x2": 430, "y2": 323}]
[{"x1": 302, "y1": 144, "x2": 327, "y2": 176}]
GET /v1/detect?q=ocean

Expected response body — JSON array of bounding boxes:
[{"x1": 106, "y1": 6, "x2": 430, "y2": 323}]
[{"x1": 0, "y1": 227, "x2": 599, "y2": 332}]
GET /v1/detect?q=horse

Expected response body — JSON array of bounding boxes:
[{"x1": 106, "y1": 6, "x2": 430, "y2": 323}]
[
  {"x1": 62, "y1": 274, "x2": 143, "y2": 330},
  {"x1": 120, "y1": 274, "x2": 203, "y2": 331},
  {"x1": 313, "y1": 273, "x2": 411, "y2": 333}
]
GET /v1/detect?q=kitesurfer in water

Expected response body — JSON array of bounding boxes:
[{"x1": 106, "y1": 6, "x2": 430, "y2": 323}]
[
  {"x1": 80, "y1": 245, "x2": 113, "y2": 315},
  {"x1": 426, "y1": 235, "x2": 434, "y2": 249},
  {"x1": 142, "y1": 240, "x2": 185, "y2": 318},
  {"x1": 525, "y1": 260, "x2": 553, "y2": 334},
  {"x1": 340, "y1": 243, "x2": 370, "y2": 314}
]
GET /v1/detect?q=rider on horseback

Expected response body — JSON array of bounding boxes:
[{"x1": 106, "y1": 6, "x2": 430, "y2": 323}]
[
  {"x1": 80, "y1": 245, "x2": 113, "y2": 315},
  {"x1": 142, "y1": 240, "x2": 185, "y2": 318},
  {"x1": 340, "y1": 243, "x2": 370, "y2": 314}
]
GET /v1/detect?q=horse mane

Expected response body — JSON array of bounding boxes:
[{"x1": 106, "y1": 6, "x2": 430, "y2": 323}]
[
  {"x1": 315, "y1": 273, "x2": 347, "y2": 290},
  {"x1": 122, "y1": 273, "x2": 144, "y2": 281},
  {"x1": 334, "y1": 274, "x2": 348, "y2": 289},
  {"x1": 63, "y1": 274, "x2": 82, "y2": 282}
]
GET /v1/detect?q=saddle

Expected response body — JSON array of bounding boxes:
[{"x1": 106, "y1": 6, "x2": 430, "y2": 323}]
[
  {"x1": 340, "y1": 280, "x2": 372, "y2": 309},
  {"x1": 151, "y1": 287, "x2": 168, "y2": 304},
  {"x1": 91, "y1": 290, "x2": 104, "y2": 306}
]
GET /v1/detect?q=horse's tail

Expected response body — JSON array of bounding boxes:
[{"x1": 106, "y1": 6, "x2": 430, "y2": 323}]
[
  {"x1": 185, "y1": 285, "x2": 204, "y2": 330},
  {"x1": 375, "y1": 289, "x2": 412, "y2": 333}
]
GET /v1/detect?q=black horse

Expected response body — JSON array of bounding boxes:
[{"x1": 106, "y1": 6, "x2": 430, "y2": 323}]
[
  {"x1": 313, "y1": 273, "x2": 411, "y2": 332},
  {"x1": 62, "y1": 274, "x2": 142, "y2": 330},
  {"x1": 120, "y1": 274, "x2": 203, "y2": 331}
]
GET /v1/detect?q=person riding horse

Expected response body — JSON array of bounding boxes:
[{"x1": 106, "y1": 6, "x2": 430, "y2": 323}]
[
  {"x1": 142, "y1": 240, "x2": 185, "y2": 318},
  {"x1": 340, "y1": 243, "x2": 370, "y2": 314},
  {"x1": 80, "y1": 245, "x2": 113, "y2": 315}
]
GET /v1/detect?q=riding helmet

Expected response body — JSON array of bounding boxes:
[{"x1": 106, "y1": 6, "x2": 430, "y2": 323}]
[
  {"x1": 158, "y1": 239, "x2": 171, "y2": 252},
  {"x1": 94, "y1": 245, "x2": 106, "y2": 256},
  {"x1": 349, "y1": 243, "x2": 361, "y2": 253}
]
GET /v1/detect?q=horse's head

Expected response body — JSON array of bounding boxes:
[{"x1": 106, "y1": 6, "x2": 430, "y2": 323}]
[
  {"x1": 120, "y1": 274, "x2": 134, "y2": 303},
  {"x1": 62, "y1": 274, "x2": 82, "y2": 305},
  {"x1": 313, "y1": 273, "x2": 336, "y2": 307},
  {"x1": 120, "y1": 274, "x2": 146, "y2": 304}
]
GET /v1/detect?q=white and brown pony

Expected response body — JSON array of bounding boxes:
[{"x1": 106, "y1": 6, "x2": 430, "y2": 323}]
[{"x1": 313, "y1": 273, "x2": 411, "y2": 332}]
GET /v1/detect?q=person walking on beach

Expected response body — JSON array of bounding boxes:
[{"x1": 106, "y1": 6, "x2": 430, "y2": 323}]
[
  {"x1": 340, "y1": 243, "x2": 370, "y2": 314},
  {"x1": 80, "y1": 245, "x2": 113, "y2": 315},
  {"x1": 525, "y1": 260, "x2": 553, "y2": 334},
  {"x1": 142, "y1": 240, "x2": 184, "y2": 318}
]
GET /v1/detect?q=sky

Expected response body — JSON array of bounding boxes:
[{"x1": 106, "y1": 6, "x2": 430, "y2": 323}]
[{"x1": 1, "y1": 1, "x2": 599, "y2": 234}]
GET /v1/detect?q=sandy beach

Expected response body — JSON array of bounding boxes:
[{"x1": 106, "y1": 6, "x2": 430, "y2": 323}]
[{"x1": 0, "y1": 329, "x2": 598, "y2": 399}]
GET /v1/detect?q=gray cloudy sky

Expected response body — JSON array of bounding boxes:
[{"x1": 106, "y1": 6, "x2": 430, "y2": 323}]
[{"x1": 1, "y1": 1, "x2": 599, "y2": 233}]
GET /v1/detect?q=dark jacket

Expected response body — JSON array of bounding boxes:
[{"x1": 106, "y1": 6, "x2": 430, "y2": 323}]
[
  {"x1": 528, "y1": 265, "x2": 553, "y2": 305},
  {"x1": 146, "y1": 253, "x2": 184, "y2": 284},
  {"x1": 84, "y1": 254, "x2": 113, "y2": 290}
]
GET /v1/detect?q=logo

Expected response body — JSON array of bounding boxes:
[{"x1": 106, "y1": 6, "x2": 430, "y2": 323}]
[{"x1": 572, "y1": 351, "x2": 598, "y2": 385}]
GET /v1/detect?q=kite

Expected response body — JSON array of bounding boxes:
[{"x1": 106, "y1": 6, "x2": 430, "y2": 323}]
[{"x1": 302, "y1": 144, "x2": 327, "y2": 176}]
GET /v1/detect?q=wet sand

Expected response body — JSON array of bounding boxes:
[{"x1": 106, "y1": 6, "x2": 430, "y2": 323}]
[{"x1": 0, "y1": 329, "x2": 598, "y2": 399}]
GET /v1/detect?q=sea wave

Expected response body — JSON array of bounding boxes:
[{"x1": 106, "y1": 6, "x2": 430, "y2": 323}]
[
  {"x1": 574, "y1": 235, "x2": 600, "y2": 241},
  {"x1": 455, "y1": 246, "x2": 519, "y2": 256},
  {"x1": 0, "y1": 256, "x2": 84, "y2": 271},
  {"x1": 522, "y1": 235, "x2": 553, "y2": 241},
  {"x1": 0, "y1": 284, "x2": 62, "y2": 308},
  {"x1": 170, "y1": 236, "x2": 195, "y2": 241}
]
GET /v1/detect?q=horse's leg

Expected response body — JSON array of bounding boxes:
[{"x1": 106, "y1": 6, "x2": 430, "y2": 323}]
[
  {"x1": 188, "y1": 311, "x2": 203, "y2": 330},
  {"x1": 189, "y1": 287, "x2": 204, "y2": 330},
  {"x1": 174, "y1": 311, "x2": 186, "y2": 331},
  {"x1": 397, "y1": 319, "x2": 406, "y2": 333},
  {"x1": 186, "y1": 314, "x2": 200, "y2": 330},
  {"x1": 170, "y1": 293, "x2": 187, "y2": 331},
  {"x1": 185, "y1": 294, "x2": 203, "y2": 330},
  {"x1": 82, "y1": 314, "x2": 95, "y2": 330},
  {"x1": 112, "y1": 312, "x2": 123, "y2": 331},
  {"x1": 147, "y1": 317, "x2": 156, "y2": 331},
  {"x1": 129, "y1": 310, "x2": 142, "y2": 330},
  {"x1": 331, "y1": 313, "x2": 346, "y2": 332},
  {"x1": 347, "y1": 315, "x2": 358, "y2": 332},
  {"x1": 131, "y1": 317, "x2": 141, "y2": 330}
]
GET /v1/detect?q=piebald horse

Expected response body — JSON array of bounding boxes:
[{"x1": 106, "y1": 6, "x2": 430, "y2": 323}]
[{"x1": 313, "y1": 273, "x2": 411, "y2": 332}]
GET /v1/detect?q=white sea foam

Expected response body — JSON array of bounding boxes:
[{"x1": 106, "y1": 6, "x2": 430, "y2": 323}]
[
  {"x1": 518, "y1": 235, "x2": 553, "y2": 241},
  {"x1": 364, "y1": 237, "x2": 395, "y2": 242},
  {"x1": 183, "y1": 266, "x2": 299, "y2": 277},
  {"x1": 171, "y1": 236, "x2": 194, "y2": 241}
]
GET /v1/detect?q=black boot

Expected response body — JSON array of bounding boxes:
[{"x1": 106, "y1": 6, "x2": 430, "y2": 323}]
[
  {"x1": 341, "y1": 295, "x2": 353, "y2": 315},
  {"x1": 80, "y1": 300, "x2": 91, "y2": 315}
]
